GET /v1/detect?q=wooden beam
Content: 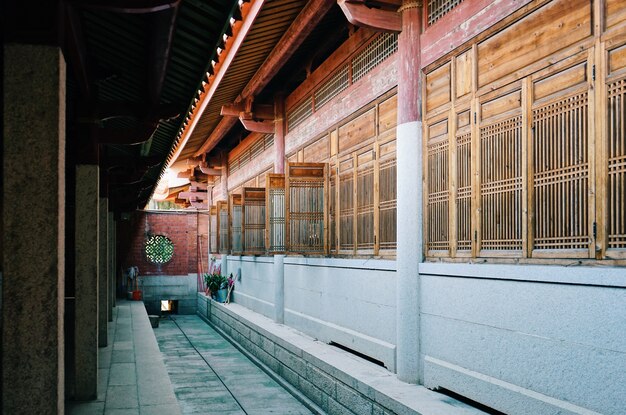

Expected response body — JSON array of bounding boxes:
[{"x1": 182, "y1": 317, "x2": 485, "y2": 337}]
[
  {"x1": 239, "y1": 118, "x2": 275, "y2": 134},
  {"x1": 171, "y1": 0, "x2": 265, "y2": 164},
  {"x1": 220, "y1": 103, "x2": 274, "y2": 120},
  {"x1": 198, "y1": 165, "x2": 223, "y2": 176},
  {"x1": 70, "y1": 0, "x2": 180, "y2": 14},
  {"x1": 337, "y1": 0, "x2": 401, "y2": 33},
  {"x1": 178, "y1": 191, "x2": 208, "y2": 200},
  {"x1": 193, "y1": 0, "x2": 335, "y2": 158}
]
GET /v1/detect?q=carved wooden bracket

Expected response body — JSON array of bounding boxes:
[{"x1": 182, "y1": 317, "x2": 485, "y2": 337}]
[{"x1": 337, "y1": 0, "x2": 401, "y2": 33}]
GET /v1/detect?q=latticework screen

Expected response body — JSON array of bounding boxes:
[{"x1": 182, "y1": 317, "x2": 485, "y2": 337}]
[
  {"x1": 480, "y1": 115, "x2": 522, "y2": 251},
  {"x1": 379, "y1": 147, "x2": 397, "y2": 252},
  {"x1": 339, "y1": 157, "x2": 354, "y2": 252},
  {"x1": 329, "y1": 161, "x2": 337, "y2": 253},
  {"x1": 352, "y1": 33, "x2": 398, "y2": 83},
  {"x1": 209, "y1": 205, "x2": 218, "y2": 254},
  {"x1": 315, "y1": 65, "x2": 349, "y2": 110},
  {"x1": 356, "y1": 148, "x2": 375, "y2": 251},
  {"x1": 426, "y1": 119, "x2": 450, "y2": 252},
  {"x1": 286, "y1": 163, "x2": 327, "y2": 254},
  {"x1": 456, "y1": 115, "x2": 472, "y2": 252},
  {"x1": 533, "y1": 93, "x2": 589, "y2": 250},
  {"x1": 266, "y1": 174, "x2": 286, "y2": 253},
  {"x1": 428, "y1": 0, "x2": 465, "y2": 26},
  {"x1": 230, "y1": 194, "x2": 243, "y2": 254},
  {"x1": 243, "y1": 187, "x2": 266, "y2": 254},
  {"x1": 217, "y1": 200, "x2": 229, "y2": 254},
  {"x1": 421, "y1": 1, "x2": 626, "y2": 263},
  {"x1": 287, "y1": 97, "x2": 313, "y2": 132},
  {"x1": 608, "y1": 78, "x2": 626, "y2": 249}
]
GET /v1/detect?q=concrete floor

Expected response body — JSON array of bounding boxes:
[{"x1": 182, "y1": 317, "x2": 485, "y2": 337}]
[
  {"x1": 66, "y1": 301, "x2": 313, "y2": 415},
  {"x1": 155, "y1": 315, "x2": 314, "y2": 415}
]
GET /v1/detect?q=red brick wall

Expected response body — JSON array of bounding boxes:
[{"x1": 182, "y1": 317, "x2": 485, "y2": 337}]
[{"x1": 118, "y1": 211, "x2": 207, "y2": 276}]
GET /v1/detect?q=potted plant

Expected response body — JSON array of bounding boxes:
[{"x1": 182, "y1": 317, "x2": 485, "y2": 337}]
[{"x1": 204, "y1": 273, "x2": 227, "y2": 302}]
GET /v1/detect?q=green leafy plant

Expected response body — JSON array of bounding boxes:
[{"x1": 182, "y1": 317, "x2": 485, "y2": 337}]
[{"x1": 205, "y1": 273, "x2": 228, "y2": 294}]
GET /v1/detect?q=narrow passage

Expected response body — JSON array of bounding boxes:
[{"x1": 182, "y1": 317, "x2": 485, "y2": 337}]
[{"x1": 154, "y1": 315, "x2": 314, "y2": 415}]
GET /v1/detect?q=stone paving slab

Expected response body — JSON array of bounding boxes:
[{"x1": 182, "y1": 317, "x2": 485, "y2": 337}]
[
  {"x1": 154, "y1": 315, "x2": 314, "y2": 415},
  {"x1": 66, "y1": 300, "x2": 181, "y2": 415}
]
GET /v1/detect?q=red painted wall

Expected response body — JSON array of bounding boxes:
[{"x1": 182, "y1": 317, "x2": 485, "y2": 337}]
[{"x1": 118, "y1": 211, "x2": 209, "y2": 277}]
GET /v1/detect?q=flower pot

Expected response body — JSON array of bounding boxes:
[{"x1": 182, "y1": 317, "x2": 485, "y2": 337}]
[{"x1": 216, "y1": 288, "x2": 228, "y2": 303}]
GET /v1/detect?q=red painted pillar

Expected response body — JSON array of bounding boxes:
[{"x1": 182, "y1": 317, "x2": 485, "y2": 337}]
[
  {"x1": 397, "y1": 1, "x2": 422, "y2": 124},
  {"x1": 396, "y1": 0, "x2": 423, "y2": 384},
  {"x1": 274, "y1": 94, "x2": 286, "y2": 174}
]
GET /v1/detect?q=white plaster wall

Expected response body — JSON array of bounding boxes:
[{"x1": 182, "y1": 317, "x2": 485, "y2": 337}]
[
  {"x1": 419, "y1": 263, "x2": 626, "y2": 415},
  {"x1": 226, "y1": 256, "x2": 276, "y2": 319},
  {"x1": 283, "y1": 257, "x2": 397, "y2": 371}
]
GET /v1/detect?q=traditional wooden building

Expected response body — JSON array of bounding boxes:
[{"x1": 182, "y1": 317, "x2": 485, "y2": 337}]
[
  {"x1": 167, "y1": 1, "x2": 626, "y2": 414},
  {"x1": 2, "y1": 0, "x2": 625, "y2": 414}
]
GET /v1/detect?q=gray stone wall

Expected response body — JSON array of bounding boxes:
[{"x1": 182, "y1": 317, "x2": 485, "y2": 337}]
[{"x1": 139, "y1": 274, "x2": 198, "y2": 315}]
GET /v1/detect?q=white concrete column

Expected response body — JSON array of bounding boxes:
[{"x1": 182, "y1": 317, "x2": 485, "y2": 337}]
[
  {"x1": 98, "y1": 198, "x2": 108, "y2": 346},
  {"x1": 273, "y1": 254, "x2": 285, "y2": 323},
  {"x1": 395, "y1": 0, "x2": 423, "y2": 385},
  {"x1": 396, "y1": 121, "x2": 422, "y2": 383},
  {"x1": 74, "y1": 164, "x2": 99, "y2": 400},
  {"x1": 2, "y1": 44, "x2": 66, "y2": 414}
]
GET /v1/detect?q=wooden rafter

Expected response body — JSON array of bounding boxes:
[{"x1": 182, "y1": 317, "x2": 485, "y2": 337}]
[{"x1": 193, "y1": 0, "x2": 336, "y2": 158}]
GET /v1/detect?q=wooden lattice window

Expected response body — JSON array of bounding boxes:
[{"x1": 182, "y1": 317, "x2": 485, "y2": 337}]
[
  {"x1": 480, "y1": 115, "x2": 522, "y2": 251},
  {"x1": 428, "y1": 0, "x2": 465, "y2": 26},
  {"x1": 456, "y1": 110, "x2": 472, "y2": 252},
  {"x1": 329, "y1": 161, "x2": 337, "y2": 253},
  {"x1": 266, "y1": 174, "x2": 286, "y2": 253},
  {"x1": 287, "y1": 97, "x2": 313, "y2": 132},
  {"x1": 217, "y1": 200, "x2": 229, "y2": 254},
  {"x1": 608, "y1": 78, "x2": 626, "y2": 250},
  {"x1": 286, "y1": 163, "x2": 328, "y2": 254},
  {"x1": 338, "y1": 156, "x2": 355, "y2": 252},
  {"x1": 243, "y1": 187, "x2": 266, "y2": 254},
  {"x1": 533, "y1": 92, "x2": 590, "y2": 251},
  {"x1": 356, "y1": 146, "x2": 375, "y2": 252},
  {"x1": 209, "y1": 205, "x2": 218, "y2": 254},
  {"x1": 315, "y1": 65, "x2": 349, "y2": 110},
  {"x1": 378, "y1": 138, "x2": 397, "y2": 252},
  {"x1": 426, "y1": 118, "x2": 450, "y2": 252},
  {"x1": 230, "y1": 194, "x2": 243, "y2": 254},
  {"x1": 351, "y1": 33, "x2": 398, "y2": 83}
]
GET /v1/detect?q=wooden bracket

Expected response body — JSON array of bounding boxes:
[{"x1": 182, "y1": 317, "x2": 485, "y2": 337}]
[
  {"x1": 337, "y1": 0, "x2": 401, "y2": 33},
  {"x1": 220, "y1": 102, "x2": 274, "y2": 120}
]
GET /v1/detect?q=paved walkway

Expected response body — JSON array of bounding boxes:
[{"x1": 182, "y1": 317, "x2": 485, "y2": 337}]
[
  {"x1": 154, "y1": 315, "x2": 314, "y2": 415},
  {"x1": 67, "y1": 300, "x2": 180, "y2": 415}
]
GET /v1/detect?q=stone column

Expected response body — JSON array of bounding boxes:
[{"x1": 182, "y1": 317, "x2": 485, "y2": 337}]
[
  {"x1": 108, "y1": 211, "x2": 115, "y2": 321},
  {"x1": 74, "y1": 164, "x2": 99, "y2": 399},
  {"x1": 98, "y1": 197, "x2": 108, "y2": 346},
  {"x1": 2, "y1": 44, "x2": 66, "y2": 413},
  {"x1": 273, "y1": 254, "x2": 285, "y2": 323},
  {"x1": 396, "y1": 0, "x2": 422, "y2": 384},
  {"x1": 274, "y1": 94, "x2": 286, "y2": 174}
]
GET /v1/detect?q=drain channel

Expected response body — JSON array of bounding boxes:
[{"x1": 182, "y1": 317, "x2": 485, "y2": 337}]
[{"x1": 168, "y1": 316, "x2": 250, "y2": 415}]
